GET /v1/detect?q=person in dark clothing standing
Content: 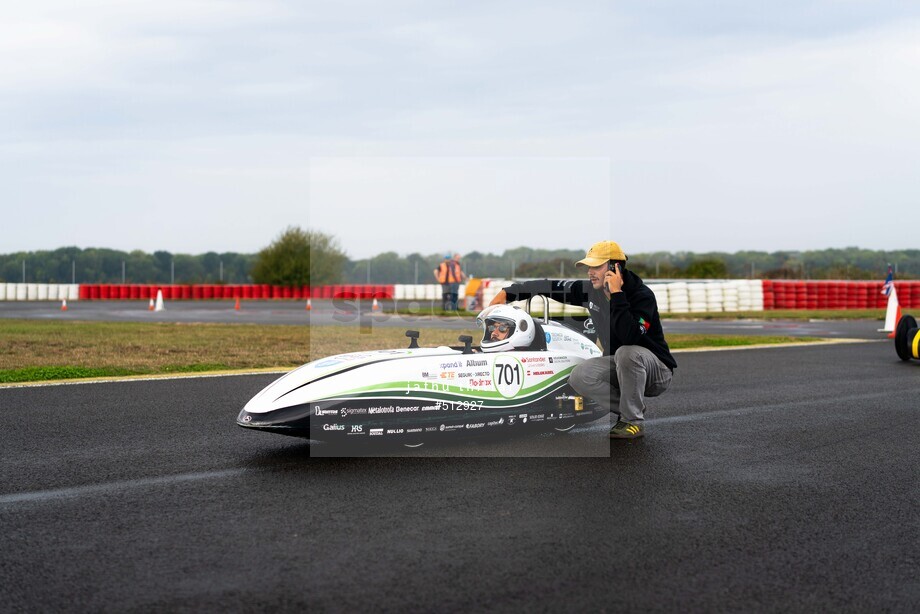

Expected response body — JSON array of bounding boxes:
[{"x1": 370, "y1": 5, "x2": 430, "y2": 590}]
[{"x1": 489, "y1": 240, "x2": 676, "y2": 439}]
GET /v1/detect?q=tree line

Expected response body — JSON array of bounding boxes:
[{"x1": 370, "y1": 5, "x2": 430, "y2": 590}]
[{"x1": 1, "y1": 229, "x2": 915, "y2": 285}]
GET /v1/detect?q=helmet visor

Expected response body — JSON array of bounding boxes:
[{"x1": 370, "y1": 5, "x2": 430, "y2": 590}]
[{"x1": 483, "y1": 317, "x2": 515, "y2": 342}]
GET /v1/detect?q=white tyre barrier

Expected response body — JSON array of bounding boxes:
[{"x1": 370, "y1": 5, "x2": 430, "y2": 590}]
[{"x1": 37, "y1": 284, "x2": 49, "y2": 300}]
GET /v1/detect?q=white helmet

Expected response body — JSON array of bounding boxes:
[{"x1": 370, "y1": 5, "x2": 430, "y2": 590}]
[{"x1": 477, "y1": 305, "x2": 535, "y2": 353}]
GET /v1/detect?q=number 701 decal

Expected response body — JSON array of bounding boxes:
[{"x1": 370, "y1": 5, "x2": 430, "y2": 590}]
[{"x1": 493, "y1": 356, "x2": 525, "y2": 398}]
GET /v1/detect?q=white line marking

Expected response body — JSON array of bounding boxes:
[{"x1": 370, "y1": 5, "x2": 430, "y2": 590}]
[
  {"x1": 0, "y1": 468, "x2": 248, "y2": 505},
  {"x1": 0, "y1": 369, "x2": 290, "y2": 389}
]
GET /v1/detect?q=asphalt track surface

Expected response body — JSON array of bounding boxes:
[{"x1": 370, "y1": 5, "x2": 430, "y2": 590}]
[{"x1": 1, "y1": 304, "x2": 918, "y2": 611}]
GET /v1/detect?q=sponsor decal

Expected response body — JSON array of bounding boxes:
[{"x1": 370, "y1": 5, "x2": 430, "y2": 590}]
[
  {"x1": 386, "y1": 428, "x2": 404, "y2": 435},
  {"x1": 465, "y1": 422, "x2": 485, "y2": 429},
  {"x1": 396, "y1": 405, "x2": 420, "y2": 413},
  {"x1": 406, "y1": 428, "x2": 423, "y2": 434},
  {"x1": 420, "y1": 404, "x2": 440, "y2": 412},
  {"x1": 421, "y1": 371, "x2": 438, "y2": 380},
  {"x1": 544, "y1": 332, "x2": 552, "y2": 343},
  {"x1": 322, "y1": 424, "x2": 346, "y2": 431},
  {"x1": 487, "y1": 420, "x2": 502, "y2": 427},
  {"x1": 370, "y1": 428, "x2": 384, "y2": 436},
  {"x1": 522, "y1": 357, "x2": 546, "y2": 364},
  {"x1": 558, "y1": 412, "x2": 574, "y2": 419},
  {"x1": 550, "y1": 356, "x2": 570, "y2": 364},
  {"x1": 638, "y1": 317, "x2": 651, "y2": 335},
  {"x1": 315, "y1": 359, "x2": 342, "y2": 368},
  {"x1": 348, "y1": 425, "x2": 364, "y2": 435},
  {"x1": 314, "y1": 407, "x2": 339, "y2": 417},
  {"x1": 439, "y1": 361, "x2": 461, "y2": 370},
  {"x1": 466, "y1": 359, "x2": 487, "y2": 367},
  {"x1": 530, "y1": 414, "x2": 545, "y2": 422},
  {"x1": 588, "y1": 301, "x2": 600, "y2": 313},
  {"x1": 368, "y1": 406, "x2": 395, "y2": 414},
  {"x1": 584, "y1": 318, "x2": 596, "y2": 333},
  {"x1": 473, "y1": 371, "x2": 490, "y2": 377},
  {"x1": 531, "y1": 370, "x2": 554, "y2": 376},
  {"x1": 458, "y1": 372, "x2": 472, "y2": 378},
  {"x1": 507, "y1": 416, "x2": 516, "y2": 426},
  {"x1": 468, "y1": 378, "x2": 492, "y2": 387},
  {"x1": 439, "y1": 372, "x2": 456, "y2": 380},
  {"x1": 241, "y1": 415, "x2": 252, "y2": 423},
  {"x1": 425, "y1": 427, "x2": 439, "y2": 432},
  {"x1": 519, "y1": 413, "x2": 528, "y2": 424},
  {"x1": 340, "y1": 407, "x2": 368, "y2": 416},
  {"x1": 440, "y1": 424, "x2": 446, "y2": 431}
]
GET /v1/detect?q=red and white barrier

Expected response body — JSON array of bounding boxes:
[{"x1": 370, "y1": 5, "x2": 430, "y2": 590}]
[{"x1": 2, "y1": 280, "x2": 916, "y2": 311}]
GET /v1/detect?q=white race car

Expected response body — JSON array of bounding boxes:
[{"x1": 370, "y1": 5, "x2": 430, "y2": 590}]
[{"x1": 237, "y1": 302, "x2": 605, "y2": 445}]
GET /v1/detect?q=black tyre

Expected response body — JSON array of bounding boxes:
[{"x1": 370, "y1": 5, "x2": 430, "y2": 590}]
[{"x1": 895, "y1": 315, "x2": 917, "y2": 361}]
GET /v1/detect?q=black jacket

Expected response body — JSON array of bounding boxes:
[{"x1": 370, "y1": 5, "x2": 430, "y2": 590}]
[{"x1": 501, "y1": 270, "x2": 677, "y2": 371}]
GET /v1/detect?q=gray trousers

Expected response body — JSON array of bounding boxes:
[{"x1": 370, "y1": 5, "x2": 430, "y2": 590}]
[{"x1": 569, "y1": 345, "x2": 672, "y2": 424}]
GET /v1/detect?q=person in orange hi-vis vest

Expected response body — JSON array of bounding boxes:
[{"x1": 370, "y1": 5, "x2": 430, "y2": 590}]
[{"x1": 433, "y1": 252, "x2": 467, "y2": 311}]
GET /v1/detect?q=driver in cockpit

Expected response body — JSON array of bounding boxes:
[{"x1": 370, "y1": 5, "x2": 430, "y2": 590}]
[{"x1": 477, "y1": 305, "x2": 535, "y2": 353}]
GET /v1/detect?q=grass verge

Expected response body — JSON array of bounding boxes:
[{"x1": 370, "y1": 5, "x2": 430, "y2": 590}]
[{"x1": 0, "y1": 319, "x2": 828, "y2": 384}]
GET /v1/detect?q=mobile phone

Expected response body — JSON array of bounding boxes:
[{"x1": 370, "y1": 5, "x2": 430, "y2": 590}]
[{"x1": 608, "y1": 261, "x2": 617, "y2": 274}]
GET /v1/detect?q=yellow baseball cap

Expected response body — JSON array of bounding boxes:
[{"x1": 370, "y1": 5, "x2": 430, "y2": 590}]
[{"x1": 575, "y1": 240, "x2": 628, "y2": 267}]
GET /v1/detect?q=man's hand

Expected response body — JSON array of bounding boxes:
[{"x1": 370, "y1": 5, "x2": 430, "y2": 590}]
[
  {"x1": 489, "y1": 290, "x2": 508, "y2": 306},
  {"x1": 605, "y1": 264, "x2": 624, "y2": 294}
]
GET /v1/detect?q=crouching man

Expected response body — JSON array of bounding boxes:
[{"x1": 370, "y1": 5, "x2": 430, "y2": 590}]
[{"x1": 490, "y1": 240, "x2": 676, "y2": 439}]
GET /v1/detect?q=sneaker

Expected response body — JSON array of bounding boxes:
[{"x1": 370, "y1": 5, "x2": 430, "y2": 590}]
[{"x1": 609, "y1": 420, "x2": 643, "y2": 439}]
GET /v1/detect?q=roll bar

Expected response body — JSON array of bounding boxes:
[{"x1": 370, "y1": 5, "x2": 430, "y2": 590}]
[{"x1": 525, "y1": 295, "x2": 551, "y2": 325}]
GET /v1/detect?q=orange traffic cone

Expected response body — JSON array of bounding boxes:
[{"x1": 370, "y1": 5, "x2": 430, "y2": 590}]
[
  {"x1": 887, "y1": 304, "x2": 902, "y2": 339},
  {"x1": 372, "y1": 298, "x2": 380, "y2": 311},
  {"x1": 61, "y1": 299, "x2": 68, "y2": 312},
  {"x1": 306, "y1": 298, "x2": 312, "y2": 311},
  {"x1": 234, "y1": 297, "x2": 241, "y2": 311},
  {"x1": 148, "y1": 297, "x2": 155, "y2": 311}
]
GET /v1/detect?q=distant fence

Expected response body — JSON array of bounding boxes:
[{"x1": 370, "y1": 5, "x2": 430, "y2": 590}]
[{"x1": 1, "y1": 280, "x2": 916, "y2": 312}]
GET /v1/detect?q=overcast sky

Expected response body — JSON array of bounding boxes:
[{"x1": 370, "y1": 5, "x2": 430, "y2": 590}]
[{"x1": 3, "y1": 1, "x2": 919, "y2": 259}]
